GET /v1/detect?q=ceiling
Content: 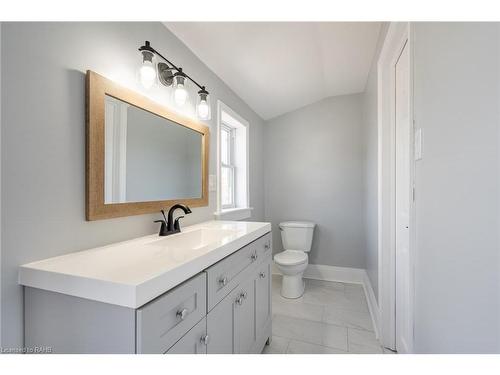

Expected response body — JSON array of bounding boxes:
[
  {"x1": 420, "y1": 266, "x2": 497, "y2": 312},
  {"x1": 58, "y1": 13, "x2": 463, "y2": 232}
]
[{"x1": 166, "y1": 22, "x2": 381, "y2": 120}]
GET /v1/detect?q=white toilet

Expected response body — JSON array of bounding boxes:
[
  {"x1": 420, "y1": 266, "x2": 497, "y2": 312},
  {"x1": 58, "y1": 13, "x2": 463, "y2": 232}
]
[{"x1": 274, "y1": 221, "x2": 315, "y2": 299}]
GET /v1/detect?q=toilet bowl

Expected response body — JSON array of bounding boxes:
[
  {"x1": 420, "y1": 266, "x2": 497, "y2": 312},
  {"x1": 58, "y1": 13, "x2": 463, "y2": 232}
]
[{"x1": 274, "y1": 221, "x2": 315, "y2": 299}]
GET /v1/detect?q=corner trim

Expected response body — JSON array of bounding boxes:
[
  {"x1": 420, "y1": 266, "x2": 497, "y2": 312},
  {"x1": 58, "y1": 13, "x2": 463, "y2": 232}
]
[{"x1": 362, "y1": 271, "x2": 381, "y2": 339}]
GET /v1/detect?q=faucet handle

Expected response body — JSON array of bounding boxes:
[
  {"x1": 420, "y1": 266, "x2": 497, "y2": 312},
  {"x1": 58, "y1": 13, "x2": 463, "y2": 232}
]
[
  {"x1": 174, "y1": 216, "x2": 185, "y2": 231},
  {"x1": 154, "y1": 220, "x2": 168, "y2": 236}
]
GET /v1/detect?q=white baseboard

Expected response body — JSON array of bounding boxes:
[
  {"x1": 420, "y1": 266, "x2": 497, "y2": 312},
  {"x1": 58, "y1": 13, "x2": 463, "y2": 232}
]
[
  {"x1": 306, "y1": 264, "x2": 365, "y2": 284},
  {"x1": 272, "y1": 263, "x2": 365, "y2": 284},
  {"x1": 272, "y1": 263, "x2": 380, "y2": 338}
]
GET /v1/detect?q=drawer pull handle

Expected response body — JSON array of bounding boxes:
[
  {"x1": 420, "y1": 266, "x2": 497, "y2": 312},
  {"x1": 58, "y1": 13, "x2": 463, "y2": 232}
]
[
  {"x1": 250, "y1": 252, "x2": 258, "y2": 261},
  {"x1": 176, "y1": 308, "x2": 189, "y2": 320},
  {"x1": 240, "y1": 291, "x2": 248, "y2": 299},
  {"x1": 260, "y1": 271, "x2": 266, "y2": 278},
  {"x1": 200, "y1": 334, "x2": 210, "y2": 345},
  {"x1": 218, "y1": 276, "x2": 228, "y2": 286},
  {"x1": 264, "y1": 243, "x2": 270, "y2": 251},
  {"x1": 236, "y1": 296, "x2": 243, "y2": 305}
]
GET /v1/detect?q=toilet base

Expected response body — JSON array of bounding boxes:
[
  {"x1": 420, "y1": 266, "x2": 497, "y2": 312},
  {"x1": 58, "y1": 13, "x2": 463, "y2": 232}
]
[{"x1": 280, "y1": 274, "x2": 305, "y2": 299}]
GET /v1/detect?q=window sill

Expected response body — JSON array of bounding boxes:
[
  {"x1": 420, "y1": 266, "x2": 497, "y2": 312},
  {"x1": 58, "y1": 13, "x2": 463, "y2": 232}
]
[{"x1": 214, "y1": 207, "x2": 253, "y2": 221}]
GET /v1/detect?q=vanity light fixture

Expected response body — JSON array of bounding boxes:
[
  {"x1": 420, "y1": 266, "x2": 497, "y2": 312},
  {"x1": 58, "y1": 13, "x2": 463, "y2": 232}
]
[{"x1": 138, "y1": 41, "x2": 211, "y2": 120}]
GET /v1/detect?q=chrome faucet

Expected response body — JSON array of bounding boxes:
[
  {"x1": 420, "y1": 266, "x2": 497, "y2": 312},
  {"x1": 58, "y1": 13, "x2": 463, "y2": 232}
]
[{"x1": 154, "y1": 204, "x2": 192, "y2": 236}]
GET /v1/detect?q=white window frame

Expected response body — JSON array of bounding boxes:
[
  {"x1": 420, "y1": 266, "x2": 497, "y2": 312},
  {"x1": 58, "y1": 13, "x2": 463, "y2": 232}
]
[
  {"x1": 220, "y1": 123, "x2": 236, "y2": 209},
  {"x1": 215, "y1": 100, "x2": 252, "y2": 221}
]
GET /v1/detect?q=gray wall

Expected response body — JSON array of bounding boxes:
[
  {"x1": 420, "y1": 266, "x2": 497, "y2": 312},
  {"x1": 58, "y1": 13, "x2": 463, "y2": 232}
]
[
  {"x1": 264, "y1": 94, "x2": 365, "y2": 268},
  {"x1": 0, "y1": 22, "x2": 2, "y2": 343},
  {"x1": 412, "y1": 23, "x2": 499, "y2": 353},
  {"x1": 0, "y1": 22, "x2": 265, "y2": 348},
  {"x1": 361, "y1": 23, "x2": 389, "y2": 302}
]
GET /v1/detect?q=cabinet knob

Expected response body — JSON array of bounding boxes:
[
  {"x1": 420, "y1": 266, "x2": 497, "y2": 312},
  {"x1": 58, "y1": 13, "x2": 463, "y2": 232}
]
[
  {"x1": 240, "y1": 291, "x2": 248, "y2": 299},
  {"x1": 264, "y1": 243, "x2": 270, "y2": 251},
  {"x1": 176, "y1": 308, "x2": 189, "y2": 320},
  {"x1": 259, "y1": 271, "x2": 266, "y2": 278},
  {"x1": 250, "y1": 252, "x2": 258, "y2": 261},
  {"x1": 218, "y1": 276, "x2": 228, "y2": 286},
  {"x1": 236, "y1": 296, "x2": 243, "y2": 305},
  {"x1": 200, "y1": 334, "x2": 210, "y2": 345}
]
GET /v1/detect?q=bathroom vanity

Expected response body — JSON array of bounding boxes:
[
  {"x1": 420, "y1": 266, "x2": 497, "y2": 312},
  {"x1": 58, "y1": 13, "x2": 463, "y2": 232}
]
[{"x1": 19, "y1": 221, "x2": 272, "y2": 354}]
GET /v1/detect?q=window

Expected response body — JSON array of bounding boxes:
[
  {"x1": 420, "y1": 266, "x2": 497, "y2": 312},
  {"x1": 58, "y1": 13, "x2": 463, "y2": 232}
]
[
  {"x1": 216, "y1": 101, "x2": 251, "y2": 220},
  {"x1": 220, "y1": 124, "x2": 235, "y2": 208}
]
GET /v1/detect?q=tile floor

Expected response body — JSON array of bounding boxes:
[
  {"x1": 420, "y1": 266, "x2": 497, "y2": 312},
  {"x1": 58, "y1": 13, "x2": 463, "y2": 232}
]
[{"x1": 263, "y1": 275, "x2": 392, "y2": 354}]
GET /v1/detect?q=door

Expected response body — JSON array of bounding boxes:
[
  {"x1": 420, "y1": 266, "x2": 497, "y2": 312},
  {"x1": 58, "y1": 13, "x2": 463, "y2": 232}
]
[
  {"x1": 395, "y1": 40, "x2": 412, "y2": 353},
  {"x1": 166, "y1": 318, "x2": 207, "y2": 354}
]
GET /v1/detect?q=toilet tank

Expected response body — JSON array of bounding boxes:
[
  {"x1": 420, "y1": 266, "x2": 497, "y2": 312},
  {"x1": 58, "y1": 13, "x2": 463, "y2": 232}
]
[{"x1": 279, "y1": 221, "x2": 315, "y2": 252}]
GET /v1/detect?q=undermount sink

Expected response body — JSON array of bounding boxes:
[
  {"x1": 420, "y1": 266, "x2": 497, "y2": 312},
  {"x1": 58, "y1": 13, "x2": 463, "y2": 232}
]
[{"x1": 147, "y1": 227, "x2": 238, "y2": 251}]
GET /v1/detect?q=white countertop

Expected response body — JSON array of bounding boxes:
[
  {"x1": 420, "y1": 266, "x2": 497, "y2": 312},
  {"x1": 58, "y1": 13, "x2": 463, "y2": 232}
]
[{"x1": 19, "y1": 220, "x2": 271, "y2": 308}]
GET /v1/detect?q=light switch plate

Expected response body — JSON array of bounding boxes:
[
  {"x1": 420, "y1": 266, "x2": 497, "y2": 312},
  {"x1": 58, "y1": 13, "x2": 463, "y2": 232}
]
[
  {"x1": 414, "y1": 128, "x2": 423, "y2": 161},
  {"x1": 209, "y1": 174, "x2": 217, "y2": 192}
]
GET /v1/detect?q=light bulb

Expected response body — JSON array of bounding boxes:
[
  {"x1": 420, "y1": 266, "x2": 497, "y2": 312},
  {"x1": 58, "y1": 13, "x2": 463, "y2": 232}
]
[
  {"x1": 174, "y1": 84, "x2": 188, "y2": 106},
  {"x1": 139, "y1": 60, "x2": 156, "y2": 89},
  {"x1": 196, "y1": 88, "x2": 211, "y2": 120},
  {"x1": 197, "y1": 100, "x2": 209, "y2": 119}
]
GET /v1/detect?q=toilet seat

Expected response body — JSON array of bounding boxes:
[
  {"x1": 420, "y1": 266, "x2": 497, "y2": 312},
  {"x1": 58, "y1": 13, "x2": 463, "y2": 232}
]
[{"x1": 274, "y1": 250, "x2": 308, "y2": 266}]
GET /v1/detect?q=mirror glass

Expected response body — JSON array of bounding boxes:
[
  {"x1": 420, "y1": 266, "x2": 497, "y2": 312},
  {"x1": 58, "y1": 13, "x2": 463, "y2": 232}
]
[{"x1": 104, "y1": 95, "x2": 202, "y2": 204}]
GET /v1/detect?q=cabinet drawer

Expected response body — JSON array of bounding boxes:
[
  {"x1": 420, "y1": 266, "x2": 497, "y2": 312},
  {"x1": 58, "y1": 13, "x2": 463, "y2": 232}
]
[
  {"x1": 136, "y1": 273, "x2": 206, "y2": 354},
  {"x1": 205, "y1": 232, "x2": 271, "y2": 311},
  {"x1": 166, "y1": 318, "x2": 207, "y2": 354}
]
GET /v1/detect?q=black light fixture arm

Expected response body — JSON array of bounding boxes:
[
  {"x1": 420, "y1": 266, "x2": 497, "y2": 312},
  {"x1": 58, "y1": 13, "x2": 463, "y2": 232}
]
[{"x1": 139, "y1": 41, "x2": 207, "y2": 93}]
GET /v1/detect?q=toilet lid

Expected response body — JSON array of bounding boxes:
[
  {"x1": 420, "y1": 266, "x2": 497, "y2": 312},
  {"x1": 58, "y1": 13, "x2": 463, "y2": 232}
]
[{"x1": 274, "y1": 250, "x2": 308, "y2": 266}]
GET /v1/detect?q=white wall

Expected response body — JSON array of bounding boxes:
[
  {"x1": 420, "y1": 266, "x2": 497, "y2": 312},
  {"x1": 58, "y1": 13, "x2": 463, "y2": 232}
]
[
  {"x1": 412, "y1": 22, "x2": 500, "y2": 353},
  {"x1": 0, "y1": 22, "x2": 265, "y2": 348},
  {"x1": 361, "y1": 23, "x2": 389, "y2": 302},
  {"x1": 264, "y1": 94, "x2": 366, "y2": 268}
]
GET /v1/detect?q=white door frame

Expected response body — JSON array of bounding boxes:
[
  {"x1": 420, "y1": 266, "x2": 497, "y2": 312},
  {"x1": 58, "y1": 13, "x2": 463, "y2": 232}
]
[{"x1": 377, "y1": 22, "x2": 415, "y2": 352}]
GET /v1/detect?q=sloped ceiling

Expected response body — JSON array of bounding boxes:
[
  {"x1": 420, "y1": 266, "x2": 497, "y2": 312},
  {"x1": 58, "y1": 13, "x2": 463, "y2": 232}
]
[{"x1": 166, "y1": 22, "x2": 381, "y2": 120}]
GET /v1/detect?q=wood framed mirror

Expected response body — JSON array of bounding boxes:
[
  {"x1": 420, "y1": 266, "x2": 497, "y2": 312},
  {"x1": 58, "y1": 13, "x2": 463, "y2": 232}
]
[{"x1": 86, "y1": 71, "x2": 209, "y2": 221}]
